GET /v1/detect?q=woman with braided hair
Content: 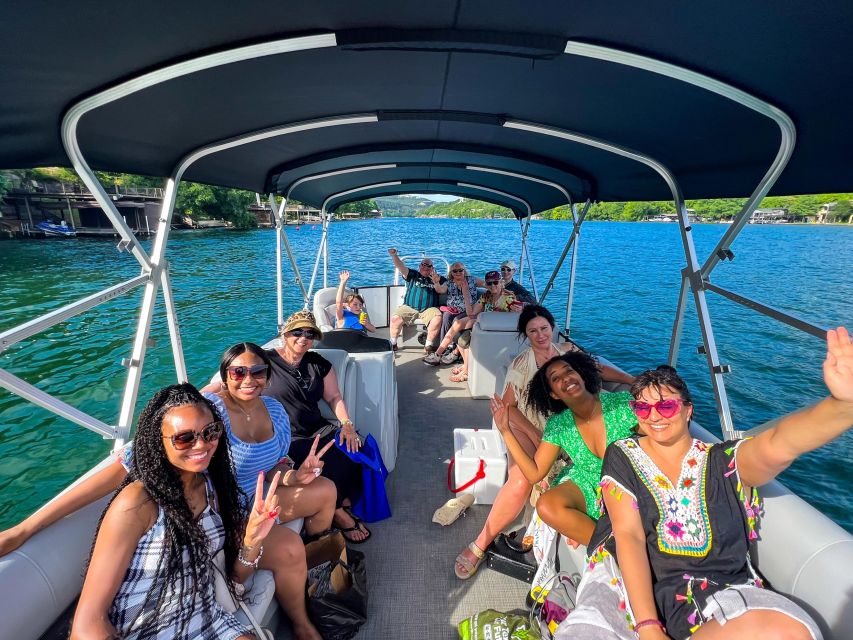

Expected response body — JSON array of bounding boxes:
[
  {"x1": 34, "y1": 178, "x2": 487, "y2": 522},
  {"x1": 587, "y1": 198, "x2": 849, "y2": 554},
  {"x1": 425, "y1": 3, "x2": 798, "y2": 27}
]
[{"x1": 70, "y1": 384, "x2": 281, "y2": 640}]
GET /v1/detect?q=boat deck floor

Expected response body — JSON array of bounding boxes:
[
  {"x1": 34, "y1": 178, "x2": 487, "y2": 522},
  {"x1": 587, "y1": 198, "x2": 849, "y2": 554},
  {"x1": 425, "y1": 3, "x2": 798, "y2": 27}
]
[{"x1": 274, "y1": 344, "x2": 530, "y2": 639}]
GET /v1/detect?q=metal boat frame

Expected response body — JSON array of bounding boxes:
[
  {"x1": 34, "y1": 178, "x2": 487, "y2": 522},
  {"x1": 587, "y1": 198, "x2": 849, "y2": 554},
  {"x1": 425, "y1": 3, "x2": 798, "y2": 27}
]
[{"x1": 0, "y1": 32, "x2": 832, "y2": 457}]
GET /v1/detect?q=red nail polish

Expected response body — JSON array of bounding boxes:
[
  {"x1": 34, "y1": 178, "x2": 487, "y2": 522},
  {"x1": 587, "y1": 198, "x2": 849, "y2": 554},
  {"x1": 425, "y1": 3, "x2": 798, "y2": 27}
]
[{"x1": 269, "y1": 510, "x2": 278, "y2": 519}]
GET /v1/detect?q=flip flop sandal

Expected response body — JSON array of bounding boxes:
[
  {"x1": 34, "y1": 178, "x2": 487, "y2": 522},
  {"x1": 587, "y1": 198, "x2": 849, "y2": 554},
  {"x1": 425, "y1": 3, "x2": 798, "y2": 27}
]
[
  {"x1": 454, "y1": 542, "x2": 486, "y2": 580},
  {"x1": 449, "y1": 372, "x2": 469, "y2": 383},
  {"x1": 339, "y1": 506, "x2": 372, "y2": 544},
  {"x1": 432, "y1": 493, "x2": 475, "y2": 526}
]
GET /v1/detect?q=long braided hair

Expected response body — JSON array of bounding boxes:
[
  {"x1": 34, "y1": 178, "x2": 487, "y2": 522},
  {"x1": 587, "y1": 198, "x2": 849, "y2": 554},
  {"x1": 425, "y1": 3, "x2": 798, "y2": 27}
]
[{"x1": 90, "y1": 383, "x2": 245, "y2": 636}]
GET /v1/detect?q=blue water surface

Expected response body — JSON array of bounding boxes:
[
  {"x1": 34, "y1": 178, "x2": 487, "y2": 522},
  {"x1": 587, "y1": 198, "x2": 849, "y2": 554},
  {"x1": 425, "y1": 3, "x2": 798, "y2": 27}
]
[{"x1": 0, "y1": 219, "x2": 851, "y2": 531}]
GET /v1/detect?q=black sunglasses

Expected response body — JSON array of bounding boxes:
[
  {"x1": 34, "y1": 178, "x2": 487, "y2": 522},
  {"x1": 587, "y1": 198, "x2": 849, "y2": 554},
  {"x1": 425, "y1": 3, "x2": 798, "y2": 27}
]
[
  {"x1": 227, "y1": 364, "x2": 268, "y2": 381},
  {"x1": 420, "y1": 262, "x2": 434, "y2": 268},
  {"x1": 289, "y1": 328, "x2": 318, "y2": 339},
  {"x1": 165, "y1": 421, "x2": 224, "y2": 450},
  {"x1": 486, "y1": 280, "x2": 501, "y2": 286},
  {"x1": 451, "y1": 268, "x2": 465, "y2": 273},
  {"x1": 500, "y1": 267, "x2": 514, "y2": 272}
]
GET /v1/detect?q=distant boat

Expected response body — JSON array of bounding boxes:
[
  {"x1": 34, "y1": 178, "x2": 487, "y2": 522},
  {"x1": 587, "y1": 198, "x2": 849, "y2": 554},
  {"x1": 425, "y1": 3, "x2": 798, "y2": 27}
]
[{"x1": 36, "y1": 221, "x2": 76, "y2": 237}]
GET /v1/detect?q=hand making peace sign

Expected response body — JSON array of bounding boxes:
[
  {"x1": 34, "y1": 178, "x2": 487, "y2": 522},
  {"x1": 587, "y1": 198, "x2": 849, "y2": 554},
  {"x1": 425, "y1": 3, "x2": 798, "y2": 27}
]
[
  {"x1": 292, "y1": 435, "x2": 336, "y2": 485},
  {"x1": 244, "y1": 470, "x2": 282, "y2": 548}
]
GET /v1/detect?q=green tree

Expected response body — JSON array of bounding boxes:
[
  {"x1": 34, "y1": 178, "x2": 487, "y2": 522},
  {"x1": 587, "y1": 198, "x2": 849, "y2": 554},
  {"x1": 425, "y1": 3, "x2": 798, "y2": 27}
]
[
  {"x1": 175, "y1": 181, "x2": 256, "y2": 229},
  {"x1": 830, "y1": 200, "x2": 853, "y2": 222},
  {"x1": 336, "y1": 199, "x2": 378, "y2": 215},
  {"x1": 0, "y1": 172, "x2": 8, "y2": 202}
]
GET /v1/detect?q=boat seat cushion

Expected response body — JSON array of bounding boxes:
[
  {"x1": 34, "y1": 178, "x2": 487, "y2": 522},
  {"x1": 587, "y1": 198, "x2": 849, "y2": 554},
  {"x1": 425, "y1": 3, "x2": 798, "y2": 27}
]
[
  {"x1": 467, "y1": 312, "x2": 524, "y2": 399},
  {"x1": 344, "y1": 350, "x2": 399, "y2": 471}
]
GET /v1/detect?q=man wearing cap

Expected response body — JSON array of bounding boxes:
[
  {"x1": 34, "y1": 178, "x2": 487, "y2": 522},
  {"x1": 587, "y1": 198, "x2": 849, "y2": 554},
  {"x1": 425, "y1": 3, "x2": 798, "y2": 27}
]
[
  {"x1": 388, "y1": 248, "x2": 447, "y2": 351},
  {"x1": 499, "y1": 259, "x2": 536, "y2": 304}
]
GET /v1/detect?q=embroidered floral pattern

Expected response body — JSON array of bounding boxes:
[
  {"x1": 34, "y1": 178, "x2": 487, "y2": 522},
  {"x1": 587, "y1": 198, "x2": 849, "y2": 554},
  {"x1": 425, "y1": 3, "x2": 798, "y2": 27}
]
[{"x1": 615, "y1": 439, "x2": 713, "y2": 557}]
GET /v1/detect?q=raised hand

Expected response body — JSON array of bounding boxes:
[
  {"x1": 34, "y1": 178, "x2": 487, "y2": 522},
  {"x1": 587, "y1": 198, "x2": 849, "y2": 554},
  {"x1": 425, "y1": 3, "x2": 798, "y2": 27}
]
[
  {"x1": 430, "y1": 270, "x2": 441, "y2": 284},
  {"x1": 825, "y1": 326, "x2": 853, "y2": 403},
  {"x1": 292, "y1": 435, "x2": 335, "y2": 484},
  {"x1": 490, "y1": 393, "x2": 511, "y2": 433},
  {"x1": 339, "y1": 269, "x2": 351, "y2": 283},
  {"x1": 244, "y1": 470, "x2": 282, "y2": 548},
  {"x1": 387, "y1": 248, "x2": 397, "y2": 256}
]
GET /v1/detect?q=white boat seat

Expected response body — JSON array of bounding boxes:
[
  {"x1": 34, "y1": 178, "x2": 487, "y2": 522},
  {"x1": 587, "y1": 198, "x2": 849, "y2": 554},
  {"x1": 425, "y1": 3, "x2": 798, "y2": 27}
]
[
  {"x1": 344, "y1": 350, "x2": 399, "y2": 471},
  {"x1": 311, "y1": 286, "x2": 340, "y2": 333},
  {"x1": 467, "y1": 312, "x2": 524, "y2": 399}
]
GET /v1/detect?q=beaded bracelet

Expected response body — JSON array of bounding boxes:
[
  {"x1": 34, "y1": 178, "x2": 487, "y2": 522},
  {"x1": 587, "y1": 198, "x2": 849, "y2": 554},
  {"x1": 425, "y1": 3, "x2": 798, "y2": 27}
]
[
  {"x1": 237, "y1": 544, "x2": 264, "y2": 568},
  {"x1": 634, "y1": 619, "x2": 665, "y2": 635}
]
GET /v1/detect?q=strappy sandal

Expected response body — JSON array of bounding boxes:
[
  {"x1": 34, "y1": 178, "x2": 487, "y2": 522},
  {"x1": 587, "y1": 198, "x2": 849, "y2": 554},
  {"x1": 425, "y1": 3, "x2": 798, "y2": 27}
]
[
  {"x1": 449, "y1": 372, "x2": 468, "y2": 383},
  {"x1": 454, "y1": 542, "x2": 486, "y2": 580},
  {"x1": 338, "y1": 505, "x2": 372, "y2": 544}
]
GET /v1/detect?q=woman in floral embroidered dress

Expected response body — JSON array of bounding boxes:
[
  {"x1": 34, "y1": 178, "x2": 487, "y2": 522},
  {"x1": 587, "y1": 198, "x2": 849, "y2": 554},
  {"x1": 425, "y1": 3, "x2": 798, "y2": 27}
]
[{"x1": 560, "y1": 327, "x2": 853, "y2": 640}]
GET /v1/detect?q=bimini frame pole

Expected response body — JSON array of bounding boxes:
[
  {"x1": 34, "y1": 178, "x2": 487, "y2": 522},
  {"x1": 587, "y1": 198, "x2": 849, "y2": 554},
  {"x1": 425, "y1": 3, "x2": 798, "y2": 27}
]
[
  {"x1": 505, "y1": 119, "x2": 739, "y2": 436},
  {"x1": 564, "y1": 200, "x2": 590, "y2": 333},
  {"x1": 268, "y1": 193, "x2": 307, "y2": 325},
  {"x1": 538, "y1": 198, "x2": 588, "y2": 306}
]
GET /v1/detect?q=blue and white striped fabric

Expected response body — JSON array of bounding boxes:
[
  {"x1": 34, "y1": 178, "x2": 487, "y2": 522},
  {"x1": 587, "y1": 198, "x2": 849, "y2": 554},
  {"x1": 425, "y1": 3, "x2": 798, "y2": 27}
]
[
  {"x1": 204, "y1": 393, "x2": 291, "y2": 502},
  {"x1": 108, "y1": 475, "x2": 250, "y2": 639}
]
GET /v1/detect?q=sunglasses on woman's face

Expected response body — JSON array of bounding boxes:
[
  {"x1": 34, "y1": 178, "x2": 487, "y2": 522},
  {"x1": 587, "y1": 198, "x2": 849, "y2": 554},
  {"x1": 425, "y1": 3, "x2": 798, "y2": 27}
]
[
  {"x1": 451, "y1": 268, "x2": 465, "y2": 274},
  {"x1": 227, "y1": 364, "x2": 268, "y2": 381},
  {"x1": 289, "y1": 328, "x2": 318, "y2": 339},
  {"x1": 165, "y1": 421, "x2": 224, "y2": 450},
  {"x1": 629, "y1": 399, "x2": 685, "y2": 419},
  {"x1": 485, "y1": 280, "x2": 501, "y2": 286}
]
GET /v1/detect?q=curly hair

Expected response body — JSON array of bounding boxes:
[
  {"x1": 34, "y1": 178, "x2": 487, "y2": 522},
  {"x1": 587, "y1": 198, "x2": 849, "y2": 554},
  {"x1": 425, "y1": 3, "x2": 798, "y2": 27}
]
[
  {"x1": 525, "y1": 351, "x2": 603, "y2": 418},
  {"x1": 630, "y1": 365, "x2": 693, "y2": 405},
  {"x1": 90, "y1": 383, "x2": 245, "y2": 636}
]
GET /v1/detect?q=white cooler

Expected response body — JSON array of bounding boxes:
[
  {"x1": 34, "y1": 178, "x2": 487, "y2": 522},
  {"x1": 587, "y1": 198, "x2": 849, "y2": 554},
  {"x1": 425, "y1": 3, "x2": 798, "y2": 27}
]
[{"x1": 451, "y1": 428, "x2": 508, "y2": 505}]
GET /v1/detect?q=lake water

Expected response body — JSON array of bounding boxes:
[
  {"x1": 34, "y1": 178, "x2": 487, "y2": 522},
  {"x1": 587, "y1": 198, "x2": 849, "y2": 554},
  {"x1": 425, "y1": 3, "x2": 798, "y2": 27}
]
[{"x1": 1, "y1": 219, "x2": 851, "y2": 532}]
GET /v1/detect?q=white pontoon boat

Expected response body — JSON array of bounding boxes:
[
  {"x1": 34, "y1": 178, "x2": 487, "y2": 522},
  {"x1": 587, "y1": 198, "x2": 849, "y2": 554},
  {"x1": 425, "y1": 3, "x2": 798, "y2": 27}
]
[{"x1": 1, "y1": 4, "x2": 851, "y2": 639}]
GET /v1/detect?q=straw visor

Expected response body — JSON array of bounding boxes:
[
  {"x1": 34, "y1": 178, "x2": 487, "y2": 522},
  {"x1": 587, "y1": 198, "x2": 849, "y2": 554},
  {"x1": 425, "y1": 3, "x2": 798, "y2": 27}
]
[{"x1": 281, "y1": 310, "x2": 323, "y2": 340}]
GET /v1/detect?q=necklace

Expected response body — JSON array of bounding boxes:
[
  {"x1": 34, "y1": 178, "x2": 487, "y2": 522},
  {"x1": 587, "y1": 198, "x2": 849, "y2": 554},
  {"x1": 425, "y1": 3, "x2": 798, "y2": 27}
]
[
  {"x1": 534, "y1": 343, "x2": 558, "y2": 368},
  {"x1": 573, "y1": 398, "x2": 600, "y2": 426}
]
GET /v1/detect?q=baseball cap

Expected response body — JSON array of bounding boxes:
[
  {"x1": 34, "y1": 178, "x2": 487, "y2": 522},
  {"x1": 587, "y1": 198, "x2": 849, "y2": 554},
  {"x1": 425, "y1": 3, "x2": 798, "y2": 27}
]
[{"x1": 500, "y1": 259, "x2": 517, "y2": 270}]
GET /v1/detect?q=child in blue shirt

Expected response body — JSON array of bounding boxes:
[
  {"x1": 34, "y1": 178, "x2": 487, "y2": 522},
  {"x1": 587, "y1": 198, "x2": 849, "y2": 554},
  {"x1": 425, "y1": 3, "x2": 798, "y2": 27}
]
[{"x1": 336, "y1": 270, "x2": 376, "y2": 333}]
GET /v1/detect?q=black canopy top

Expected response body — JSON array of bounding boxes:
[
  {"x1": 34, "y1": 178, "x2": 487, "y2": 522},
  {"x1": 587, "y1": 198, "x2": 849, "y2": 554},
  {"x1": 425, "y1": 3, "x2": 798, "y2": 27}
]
[{"x1": 2, "y1": 1, "x2": 852, "y2": 214}]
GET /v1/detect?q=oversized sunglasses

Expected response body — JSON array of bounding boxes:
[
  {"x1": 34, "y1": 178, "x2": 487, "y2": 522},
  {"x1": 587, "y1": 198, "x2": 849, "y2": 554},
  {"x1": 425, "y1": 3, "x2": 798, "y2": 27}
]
[
  {"x1": 227, "y1": 364, "x2": 268, "y2": 381},
  {"x1": 485, "y1": 280, "x2": 501, "y2": 286},
  {"x1": 289, "y1": 328, "x2": 318, "y2": 339},
  {"x1": 451, "y1": 268, "x2": 465, "y2": 273},
  {"x1": 500, "y1": 267, "x2": 514, "y2": 272},
  {"x1": 629, "y1": 399, "x2": 686, "y2": 419},
  {"x1": 165, "y1": 421, "x2": 224, "y2": 450}
]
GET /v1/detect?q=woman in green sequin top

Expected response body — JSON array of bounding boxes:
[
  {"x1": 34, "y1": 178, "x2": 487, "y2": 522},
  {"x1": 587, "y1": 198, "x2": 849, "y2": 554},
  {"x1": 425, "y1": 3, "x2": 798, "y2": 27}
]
[{"x1": 491, "y1": 350, "x2": 636, "y2": 547}]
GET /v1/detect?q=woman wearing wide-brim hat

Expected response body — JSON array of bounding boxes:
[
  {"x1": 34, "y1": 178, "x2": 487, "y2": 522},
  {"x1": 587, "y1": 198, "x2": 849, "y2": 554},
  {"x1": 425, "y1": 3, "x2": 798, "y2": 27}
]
[{"x1": 264, "y1": 310, "x2": 371, "y2": 543}]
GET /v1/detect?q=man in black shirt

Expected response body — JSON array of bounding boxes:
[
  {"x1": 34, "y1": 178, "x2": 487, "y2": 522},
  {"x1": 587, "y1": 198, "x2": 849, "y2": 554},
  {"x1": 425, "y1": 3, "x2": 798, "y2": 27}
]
[{"x1": 499, "y1": 259, "x2": 536, "y2": 304}]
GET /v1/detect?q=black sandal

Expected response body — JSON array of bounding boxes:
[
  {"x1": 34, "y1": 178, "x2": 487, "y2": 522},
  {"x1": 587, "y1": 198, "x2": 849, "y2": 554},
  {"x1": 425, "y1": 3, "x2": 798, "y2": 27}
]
[{"x1": 338, "y1": 506, "x2": 372, "y2": 544}]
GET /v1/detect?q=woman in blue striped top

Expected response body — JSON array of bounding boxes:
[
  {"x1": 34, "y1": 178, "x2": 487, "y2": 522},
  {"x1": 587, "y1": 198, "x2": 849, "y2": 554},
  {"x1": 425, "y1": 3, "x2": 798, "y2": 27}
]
[{"x1": 203, "y1": 342, "x2": 335, "y2": 640}]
